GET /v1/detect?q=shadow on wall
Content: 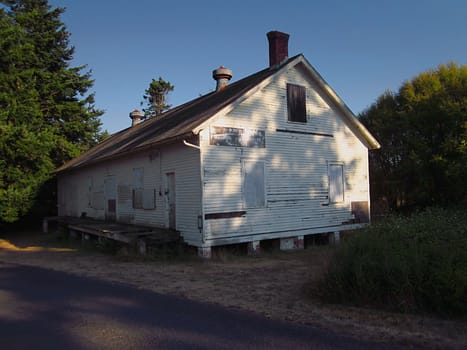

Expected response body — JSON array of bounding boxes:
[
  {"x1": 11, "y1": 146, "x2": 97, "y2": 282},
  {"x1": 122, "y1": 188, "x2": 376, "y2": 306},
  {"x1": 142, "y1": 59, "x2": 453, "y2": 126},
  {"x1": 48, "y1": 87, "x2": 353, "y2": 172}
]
[{"x1": 201, "y1": 70, "x2": 364, "y2": 240}]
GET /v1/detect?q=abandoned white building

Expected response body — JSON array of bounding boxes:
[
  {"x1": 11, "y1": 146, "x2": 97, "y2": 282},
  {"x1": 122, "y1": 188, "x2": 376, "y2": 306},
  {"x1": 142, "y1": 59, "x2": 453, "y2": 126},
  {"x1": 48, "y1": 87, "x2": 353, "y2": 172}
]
[{"x1": 55, "y1": 31, "x2": 380, "y2": 257}]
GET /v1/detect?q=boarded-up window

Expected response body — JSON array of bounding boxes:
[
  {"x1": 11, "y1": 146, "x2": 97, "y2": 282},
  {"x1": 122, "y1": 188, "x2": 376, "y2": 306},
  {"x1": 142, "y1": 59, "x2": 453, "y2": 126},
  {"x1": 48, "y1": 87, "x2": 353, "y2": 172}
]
[
  {"x1": 132, "y1": 168, "x2": 144, "y2": 209},
  {"x1": 118, "y1": 184, "x2": 131, "y2": 202},
  {"x1": 92, "y1": 191, "x2": 105, "y2": 210},
  {"x1": 143, "y1": 189, "x2": 156, "y2": 210},
  {"x1": 329, "y1": 163, "x2": 344, "y2": 203},
  {"x1": 210, "y1": 126, "x2": 265, "y2": 148},
  {"x1": 243, "y1": 161, "x2": 265, "y2": 208},
  {"x1": 287, "y1": 83, "x2": 306, "y2": 123}
]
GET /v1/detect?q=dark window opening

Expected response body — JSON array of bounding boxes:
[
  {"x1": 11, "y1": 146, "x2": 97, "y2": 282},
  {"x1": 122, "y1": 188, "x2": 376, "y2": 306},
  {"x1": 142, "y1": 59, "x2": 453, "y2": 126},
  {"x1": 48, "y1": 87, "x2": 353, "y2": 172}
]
[{"x1": 287, "y1": 83, "x2": 306, "y2": 123}]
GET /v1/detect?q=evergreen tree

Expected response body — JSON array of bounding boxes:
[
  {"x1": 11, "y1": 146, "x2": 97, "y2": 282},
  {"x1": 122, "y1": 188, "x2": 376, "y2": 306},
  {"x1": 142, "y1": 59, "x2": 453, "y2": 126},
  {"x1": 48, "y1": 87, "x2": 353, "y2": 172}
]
[
  {"x1": 0, "y1": 0, "x2": 103, "y2": 223},
  {"x1": 142, "y1": 77, "x2": 174, "y2": 118},
  {"x1": 359, "y1": 63, "x2": 467, "y2": 210}
]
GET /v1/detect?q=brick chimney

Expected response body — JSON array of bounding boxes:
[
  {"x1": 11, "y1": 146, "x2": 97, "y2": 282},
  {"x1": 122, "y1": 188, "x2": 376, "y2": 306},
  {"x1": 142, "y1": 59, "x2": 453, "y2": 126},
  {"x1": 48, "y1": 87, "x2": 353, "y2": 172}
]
[
  {"x1": 129, "y1": 109, "x2": 144, "y2": 126},
  {"x1": 267, "y1": 31, "x2": 289, "y2": 67},
  {"x1": 212, "y1": 66, "x2": 233, "y2": 91}
]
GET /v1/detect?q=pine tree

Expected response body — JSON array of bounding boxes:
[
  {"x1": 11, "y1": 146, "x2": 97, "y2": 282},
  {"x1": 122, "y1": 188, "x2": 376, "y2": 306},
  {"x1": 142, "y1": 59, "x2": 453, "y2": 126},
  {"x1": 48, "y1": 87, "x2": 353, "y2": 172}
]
[
  {"x1": 142, "y1": 77, "x2": 174, "y2": 118},
  {"x1": 0, "y1": 0, "x2": 103, "y2": 223}
]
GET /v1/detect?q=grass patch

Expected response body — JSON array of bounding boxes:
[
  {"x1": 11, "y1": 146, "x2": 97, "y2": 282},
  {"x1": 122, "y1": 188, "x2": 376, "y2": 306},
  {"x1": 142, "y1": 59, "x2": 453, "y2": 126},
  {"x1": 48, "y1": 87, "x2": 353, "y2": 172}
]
[
  {"x1": 110, "y1": 241, "x2": 201, "y2": 263},
  {"x1": 316, "y1": 207, "x2": 467, "y2": 317}
]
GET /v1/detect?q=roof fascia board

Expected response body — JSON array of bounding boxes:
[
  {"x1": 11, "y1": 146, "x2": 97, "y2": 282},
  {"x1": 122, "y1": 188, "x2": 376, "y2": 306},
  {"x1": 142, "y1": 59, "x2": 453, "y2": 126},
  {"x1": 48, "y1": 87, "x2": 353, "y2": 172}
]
[
  {"x1": 54, "y1": 131, "x2": 194, "y2": 175},
  {"x1": 192, "y1": 55, "x2": 380, "y2": 150},
  {"x1": 296, "y1": 56, "x2": 380, "y2": 149}
]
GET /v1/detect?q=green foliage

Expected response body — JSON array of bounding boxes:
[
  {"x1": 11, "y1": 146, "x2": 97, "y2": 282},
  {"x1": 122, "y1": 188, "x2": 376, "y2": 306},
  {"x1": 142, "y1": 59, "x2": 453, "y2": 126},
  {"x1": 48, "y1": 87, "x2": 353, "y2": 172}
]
[
  {"x1": 359, "y1": 63, "x2": 467, "y2": 210},
  {"x1": 317, "y1": 208, "x2": 467, "y2": 316},
  {"x1": 0, "y1": 0, "x2": 103, "y2": 223},
  {"x1": 142, "y1": 77, "x2": 174, "y2": 118}
]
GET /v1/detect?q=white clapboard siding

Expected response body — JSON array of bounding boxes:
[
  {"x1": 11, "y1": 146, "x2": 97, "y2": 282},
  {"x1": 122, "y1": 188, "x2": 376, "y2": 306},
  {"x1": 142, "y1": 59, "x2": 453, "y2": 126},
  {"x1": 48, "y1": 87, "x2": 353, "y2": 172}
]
[
  {"x1": 57, "y1": 143, "x2": 202, "y2": 246},
  {"x1": 200, "y1": 63, "x2": 369, "y2": 244},
  {"x1": 58, "y1": 60, "x2": 371, "y2": 249},
  {"x1": 161, "y1": 144, "x2": 203, "y2": 245}
]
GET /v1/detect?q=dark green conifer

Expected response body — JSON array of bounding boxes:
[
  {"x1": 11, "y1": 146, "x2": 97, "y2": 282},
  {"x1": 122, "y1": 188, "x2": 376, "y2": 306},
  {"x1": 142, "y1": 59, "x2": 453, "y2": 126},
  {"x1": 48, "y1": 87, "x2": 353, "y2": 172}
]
[{"x1": 0, "y1": 0, "x2": 103, "y2": 223}]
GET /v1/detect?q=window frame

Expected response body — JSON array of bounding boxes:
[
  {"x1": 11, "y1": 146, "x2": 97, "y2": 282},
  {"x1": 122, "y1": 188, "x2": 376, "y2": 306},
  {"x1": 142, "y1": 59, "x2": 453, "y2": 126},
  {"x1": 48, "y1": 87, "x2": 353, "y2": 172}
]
[
  {"x1": 286, "y1": 83, "x2": 307, "y2": 123},
  {"x1": 242, "y1": 160, "x2": 266, "y2": 209},
  {"x1": 328, "y1": 162, "x2": 345, "y2": 204}
]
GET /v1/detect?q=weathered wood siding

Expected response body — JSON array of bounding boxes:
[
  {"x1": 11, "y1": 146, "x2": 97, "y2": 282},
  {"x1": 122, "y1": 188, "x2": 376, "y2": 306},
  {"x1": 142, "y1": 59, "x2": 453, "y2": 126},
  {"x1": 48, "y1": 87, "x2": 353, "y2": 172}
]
[
  {"x1": 58, "y1": 61, "x2": 372, "y2": 249},
  {"x1": 200, "y1": 62, "x2": 370, "y2": 245},
  {"x1": 57, "y1": 143, "x2": 202, "y2": 245}
]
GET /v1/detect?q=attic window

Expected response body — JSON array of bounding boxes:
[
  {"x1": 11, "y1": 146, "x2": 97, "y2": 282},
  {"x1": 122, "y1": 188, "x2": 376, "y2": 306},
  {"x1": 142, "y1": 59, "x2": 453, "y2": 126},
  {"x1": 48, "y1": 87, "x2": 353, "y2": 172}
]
[{"x1": 287, "y1": 83, "x2": 306, "y2": 123}]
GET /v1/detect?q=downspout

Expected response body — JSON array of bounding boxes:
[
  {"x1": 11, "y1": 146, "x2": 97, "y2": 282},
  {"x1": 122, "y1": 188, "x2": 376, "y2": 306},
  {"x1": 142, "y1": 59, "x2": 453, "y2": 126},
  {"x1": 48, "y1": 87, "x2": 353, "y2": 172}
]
[
  {"x1": 183, "y1": 140, "x2": 201, "y2": 150},
  {"x1": 182, "y1": 138, "x2": 206, "y2": 243}
]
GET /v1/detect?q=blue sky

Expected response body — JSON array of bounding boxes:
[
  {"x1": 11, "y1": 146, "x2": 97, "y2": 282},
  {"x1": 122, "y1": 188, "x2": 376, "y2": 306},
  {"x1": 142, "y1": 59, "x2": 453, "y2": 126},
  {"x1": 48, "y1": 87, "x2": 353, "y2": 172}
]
[{"x1": 49, "y1": 0, "x2": 467, "y2": 134}]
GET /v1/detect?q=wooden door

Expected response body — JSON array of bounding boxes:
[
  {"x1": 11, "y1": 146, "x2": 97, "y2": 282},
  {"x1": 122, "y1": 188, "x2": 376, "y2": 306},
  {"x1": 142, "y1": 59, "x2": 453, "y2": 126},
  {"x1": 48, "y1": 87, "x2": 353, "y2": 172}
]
[
  {"x1": 166, "y1": 173, "x2": 176, "y2": 230},
  {"x1": 104, "y1": 175, "x2": 117, "y2": 222}
]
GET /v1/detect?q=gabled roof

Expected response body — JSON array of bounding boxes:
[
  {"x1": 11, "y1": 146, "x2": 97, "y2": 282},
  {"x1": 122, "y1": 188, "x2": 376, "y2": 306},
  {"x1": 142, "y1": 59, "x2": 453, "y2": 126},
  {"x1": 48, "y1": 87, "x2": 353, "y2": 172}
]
[{"x1": 55, "y1": 54, "x2": 379, "y2": 174}]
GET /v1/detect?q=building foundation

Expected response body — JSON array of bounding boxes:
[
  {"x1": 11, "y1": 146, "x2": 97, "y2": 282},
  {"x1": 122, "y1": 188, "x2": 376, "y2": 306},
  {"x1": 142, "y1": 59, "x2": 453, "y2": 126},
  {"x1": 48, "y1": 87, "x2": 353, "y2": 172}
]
[
  {"x1": 247, "y1": 240, "x2": 261, "y2": 255},
  {"x1": 329, "y1": 231, "x2": 340, "y2": 244},
  {"x1": 198, "y1": 246, "x2": 212, "y2": 259},
  {"x1": 280, "y1": 235, "x2": 304, "y2": 251}
]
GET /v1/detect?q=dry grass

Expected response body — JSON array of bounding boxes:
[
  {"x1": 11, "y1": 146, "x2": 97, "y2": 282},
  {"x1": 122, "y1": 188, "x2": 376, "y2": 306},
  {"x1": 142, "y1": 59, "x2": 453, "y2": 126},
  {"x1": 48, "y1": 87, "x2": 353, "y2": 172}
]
[
  {"x1": 0, "y1": 238, "x2": 75, "y2": 252},
  {"x1": 0, "y1": 230, "x2": 466, "y2": 349}
]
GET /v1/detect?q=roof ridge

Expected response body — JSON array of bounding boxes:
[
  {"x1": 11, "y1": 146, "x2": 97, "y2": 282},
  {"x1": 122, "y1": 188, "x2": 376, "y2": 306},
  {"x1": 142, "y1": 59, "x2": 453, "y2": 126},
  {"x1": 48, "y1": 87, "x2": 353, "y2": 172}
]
[{"x1": 55, "y1": 58, "x2": 298, "y2": 174}]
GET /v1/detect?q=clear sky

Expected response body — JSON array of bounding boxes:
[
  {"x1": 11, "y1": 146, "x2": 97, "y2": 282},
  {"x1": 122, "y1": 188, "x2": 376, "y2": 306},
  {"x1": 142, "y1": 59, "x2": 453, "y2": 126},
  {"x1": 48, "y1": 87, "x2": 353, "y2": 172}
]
[{"x1": 49, "y1": 0, "x2": 467, "y2": 134}]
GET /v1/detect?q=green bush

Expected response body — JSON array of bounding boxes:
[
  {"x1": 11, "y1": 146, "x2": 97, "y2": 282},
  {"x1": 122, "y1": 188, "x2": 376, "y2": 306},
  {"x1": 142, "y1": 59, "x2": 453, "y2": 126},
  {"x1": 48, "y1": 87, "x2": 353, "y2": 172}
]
[{"x1": 317, "y1": 208, "x2": 467, "y2": 316}]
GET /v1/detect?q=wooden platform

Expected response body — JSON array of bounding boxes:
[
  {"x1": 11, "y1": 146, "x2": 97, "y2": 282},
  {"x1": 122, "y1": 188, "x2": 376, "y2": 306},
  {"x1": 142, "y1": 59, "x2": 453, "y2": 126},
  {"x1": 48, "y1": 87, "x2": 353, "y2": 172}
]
[{"x1": 43, "y1": 216, "x2": 180, "y2": 252}]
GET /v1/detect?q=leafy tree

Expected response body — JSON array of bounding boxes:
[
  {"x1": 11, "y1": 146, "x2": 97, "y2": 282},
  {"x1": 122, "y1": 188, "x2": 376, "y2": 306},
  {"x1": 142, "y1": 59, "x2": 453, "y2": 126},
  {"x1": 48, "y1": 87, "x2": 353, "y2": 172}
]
[
  {"x1": 0, "y1": 0, "x2": 103, "y2": 223},
  {"x1": 360, "y1": 63, "x2": 467, "y2": 210},
  {"x1": 142, "y1": 77, "x2": 174, "y2": 118}
]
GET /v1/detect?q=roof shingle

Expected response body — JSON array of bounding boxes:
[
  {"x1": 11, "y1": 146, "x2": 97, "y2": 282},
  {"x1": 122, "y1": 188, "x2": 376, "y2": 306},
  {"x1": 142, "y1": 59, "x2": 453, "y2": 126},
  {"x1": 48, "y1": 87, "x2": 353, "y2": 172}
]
[{"x1": 55, "y1": 56, "x2": 300, "y2": 174}]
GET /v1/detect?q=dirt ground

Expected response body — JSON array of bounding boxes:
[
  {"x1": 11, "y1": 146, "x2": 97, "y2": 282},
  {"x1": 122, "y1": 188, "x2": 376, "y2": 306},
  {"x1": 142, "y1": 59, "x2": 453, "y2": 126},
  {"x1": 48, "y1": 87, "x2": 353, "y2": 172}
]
[{"x1": 0, "y1": 230, "x2": 465, "y2": 350}]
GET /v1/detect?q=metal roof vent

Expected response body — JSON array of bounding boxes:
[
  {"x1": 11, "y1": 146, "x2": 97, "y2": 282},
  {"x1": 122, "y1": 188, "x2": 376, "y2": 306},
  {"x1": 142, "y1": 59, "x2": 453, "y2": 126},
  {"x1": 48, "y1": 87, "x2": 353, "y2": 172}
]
[
  {"x1": 212, "y1": 66, "x2": 232, "y2": 91},
  {"x1": 129, "y1": 109, "x2": 144, "y2": 127}
]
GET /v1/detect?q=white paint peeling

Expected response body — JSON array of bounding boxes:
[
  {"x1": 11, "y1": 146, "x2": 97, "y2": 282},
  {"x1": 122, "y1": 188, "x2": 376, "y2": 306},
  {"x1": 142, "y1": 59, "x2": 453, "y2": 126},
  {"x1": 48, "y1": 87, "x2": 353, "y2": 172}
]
[{"x1": 58, "y1": 59, "x2": 373, "y2": 249}]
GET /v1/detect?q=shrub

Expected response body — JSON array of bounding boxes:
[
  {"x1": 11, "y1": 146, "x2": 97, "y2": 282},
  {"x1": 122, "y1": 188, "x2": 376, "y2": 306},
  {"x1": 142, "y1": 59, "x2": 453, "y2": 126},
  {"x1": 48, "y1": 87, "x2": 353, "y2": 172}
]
[{"x1": 317, "y1": 208, "x2": 467, "y2": 316}]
